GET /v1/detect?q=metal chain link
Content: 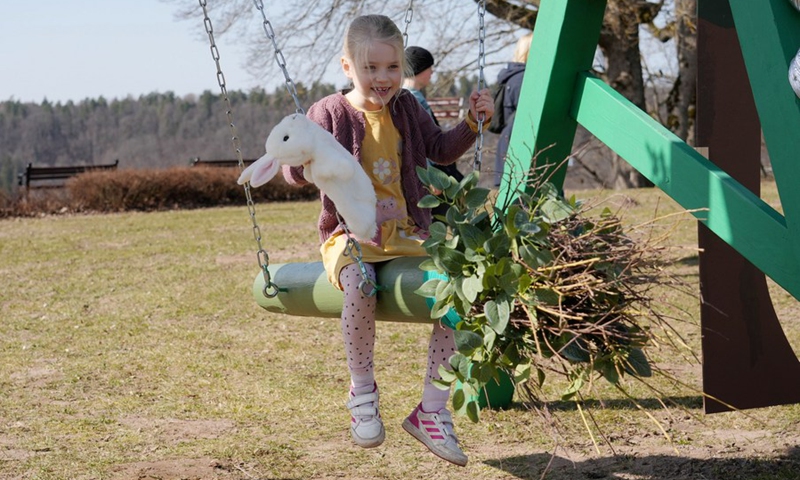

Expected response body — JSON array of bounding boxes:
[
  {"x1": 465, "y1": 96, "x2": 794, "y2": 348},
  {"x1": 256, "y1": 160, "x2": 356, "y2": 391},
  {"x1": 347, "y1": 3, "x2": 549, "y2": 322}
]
[
  {"x1": 401, "y1": 1, "x2": 414, "y2": 48},
  {"x1": 473, "y1": 0, "x2": 487, "y2": 172},
  {"x1": 339, "y1": 214, "x2": 381, "y2": 297},
  {"x1": 251, "y1": 0, "x2": 379, "y2": 295},
  {"x1": 252, "y1": 0, "x2": 305, "y2": 115},
  {"x1": 199, "y1": 0, "x2": 279, "y2": 298}
]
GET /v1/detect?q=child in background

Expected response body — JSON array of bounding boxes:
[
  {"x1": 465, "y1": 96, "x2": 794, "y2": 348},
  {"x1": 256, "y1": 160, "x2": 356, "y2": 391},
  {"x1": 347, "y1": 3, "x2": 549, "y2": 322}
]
[
  {"x1": 403, "y1": 46, "x2": 437, "y2": 118},
  {"x1": 283, "y1": 14, "x2": 493, "y2": 466}
]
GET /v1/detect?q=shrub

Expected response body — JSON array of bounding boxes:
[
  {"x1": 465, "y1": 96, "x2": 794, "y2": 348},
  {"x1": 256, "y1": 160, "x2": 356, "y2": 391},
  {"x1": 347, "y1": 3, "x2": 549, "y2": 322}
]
[
  {"x1": 67, "y1": 167, "x2": 319, "y2": 212},
  {"x1": 415, "y1": 166, "x2": 678, "y2": 423}
]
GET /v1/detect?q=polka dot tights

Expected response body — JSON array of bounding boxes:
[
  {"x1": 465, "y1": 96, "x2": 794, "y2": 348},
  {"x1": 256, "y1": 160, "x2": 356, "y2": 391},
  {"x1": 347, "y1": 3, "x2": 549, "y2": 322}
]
[
  {"x1": 339, "y1": 262, "x2": 456, "y2": 412},
  {"x1": 340, "y1": 263, "x2": 377, "y2": 396}
]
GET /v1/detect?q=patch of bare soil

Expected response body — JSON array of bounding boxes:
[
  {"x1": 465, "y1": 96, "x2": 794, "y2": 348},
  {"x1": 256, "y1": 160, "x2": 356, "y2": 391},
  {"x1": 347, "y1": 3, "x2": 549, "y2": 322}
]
[
  {"x1": 481, "y1": 446, "x2": 800, "y2": 480},
  {"x1": 9, "y1": 361, "x2": 63, "y2": 388},
  {"x1": 110, "y1": 419, "x2": 240, "y2": 480},
  {"x1": 476, "y1": 422, "x2": 800, "y2": 480},
  {"x1": 0, "y1": 435, "x2": 36, "y2": 462},
  {"x1": 118, "y1": 417, "x2": 235, "y2": 443},
  {"x1": 110, "y1": 457, "x2": 237, "y2": 480}
]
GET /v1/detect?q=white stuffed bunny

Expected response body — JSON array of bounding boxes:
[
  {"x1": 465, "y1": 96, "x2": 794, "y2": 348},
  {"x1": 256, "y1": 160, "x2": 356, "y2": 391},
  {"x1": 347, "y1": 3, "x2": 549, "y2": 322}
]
[
  {"x1": 790, "y1": 48, "x2": 800, "y2": 100},
  {"x1": 238, "y1": 113, "x2": 378, "y2": 241}
]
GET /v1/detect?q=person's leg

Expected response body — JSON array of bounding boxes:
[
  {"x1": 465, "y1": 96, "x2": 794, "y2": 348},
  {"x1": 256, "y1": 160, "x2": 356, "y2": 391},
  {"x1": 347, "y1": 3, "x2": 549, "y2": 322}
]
[
  {"x1": 402, "y1": 322, "x2": 468, "y2": 466},
  {"x1": 340, "y1": 262, "x2": 378, "y2": 394},
  {"x1": 339, "y1": 262, "x2": 384, "y2": 448},
  {"x1": 421, "y1": 322, "x2": 455, "y2": 412}
]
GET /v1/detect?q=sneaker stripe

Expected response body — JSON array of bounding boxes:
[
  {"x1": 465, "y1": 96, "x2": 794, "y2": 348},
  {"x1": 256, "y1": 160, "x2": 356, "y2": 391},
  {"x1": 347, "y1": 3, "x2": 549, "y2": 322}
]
[
  {"x1": 403, "y1": 403, "x2": 468, "y2": 467},
  {"x1": 408, "y1": 407, "x2": 421, "y2": 428}
]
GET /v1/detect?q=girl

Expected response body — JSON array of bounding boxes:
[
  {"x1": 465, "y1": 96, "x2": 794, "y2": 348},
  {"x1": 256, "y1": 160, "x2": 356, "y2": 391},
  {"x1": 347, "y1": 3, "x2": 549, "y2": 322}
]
[{"x1": 283, "y1": 14, "x2": 493, "y2": 467}]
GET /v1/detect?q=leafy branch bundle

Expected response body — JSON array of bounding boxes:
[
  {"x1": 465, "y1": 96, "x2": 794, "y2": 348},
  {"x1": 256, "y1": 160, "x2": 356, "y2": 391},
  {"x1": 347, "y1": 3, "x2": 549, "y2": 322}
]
[{"x1": 415, "y1": 166, "x2": 666, "y2": 422}]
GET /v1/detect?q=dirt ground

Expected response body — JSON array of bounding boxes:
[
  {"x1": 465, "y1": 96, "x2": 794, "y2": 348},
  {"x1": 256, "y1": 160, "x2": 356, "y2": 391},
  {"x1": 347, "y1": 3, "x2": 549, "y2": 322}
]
[
  {"x1": 3, "y1": 145, "x2": 796, "y2": 480},
  {"x1": 98, "y1": 409, "x2": 800, "y2": 480}
]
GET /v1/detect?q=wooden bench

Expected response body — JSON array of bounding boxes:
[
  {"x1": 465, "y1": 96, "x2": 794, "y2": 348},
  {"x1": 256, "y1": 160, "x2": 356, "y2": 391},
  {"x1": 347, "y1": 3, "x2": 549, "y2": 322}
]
[
  {"x1": 428, "y1": 96, "x2": 465, "y2": 122},
  {"x1": 191, "y1": 157, "x2": 257, "y2": 168},
  {"x1": 18, "y1": 160, "x2": 119, "y2": 192}
]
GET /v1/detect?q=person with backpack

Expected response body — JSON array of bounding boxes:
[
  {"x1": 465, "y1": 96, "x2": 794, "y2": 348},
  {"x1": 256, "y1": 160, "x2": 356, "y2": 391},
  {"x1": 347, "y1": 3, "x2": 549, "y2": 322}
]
[{"x1": 491, "y1": 33, "x2": 532, "y2": 187}]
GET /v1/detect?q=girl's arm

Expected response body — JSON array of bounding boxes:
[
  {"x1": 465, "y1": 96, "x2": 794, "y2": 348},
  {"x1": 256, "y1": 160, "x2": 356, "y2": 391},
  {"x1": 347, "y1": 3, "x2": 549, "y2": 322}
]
[{"x1": 420, "y1": 89, "x2": 494, "y2": 165}]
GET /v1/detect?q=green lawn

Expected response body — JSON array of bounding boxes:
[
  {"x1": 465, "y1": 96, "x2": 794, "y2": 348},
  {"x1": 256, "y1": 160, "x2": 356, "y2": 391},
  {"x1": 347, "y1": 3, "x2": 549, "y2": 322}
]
[{"x1": 1, "y1": 184, "x2": 798, "y2": 479}]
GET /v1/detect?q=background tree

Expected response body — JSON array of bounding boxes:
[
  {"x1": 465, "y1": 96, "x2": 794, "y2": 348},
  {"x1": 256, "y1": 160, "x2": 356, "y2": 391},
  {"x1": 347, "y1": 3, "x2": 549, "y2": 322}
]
[
  {"x1": 172, "y1": 0, "x2": 697, "y2": 189},
  {"x1": 0, "y1": 88, "x2": 324, "y2": 193}
]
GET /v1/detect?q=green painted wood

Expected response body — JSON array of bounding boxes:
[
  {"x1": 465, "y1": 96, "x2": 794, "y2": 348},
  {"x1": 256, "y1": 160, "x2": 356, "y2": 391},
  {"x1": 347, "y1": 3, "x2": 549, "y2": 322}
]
[
  {"x1": 254, "y1": 258, "x2": 446, "y2": 324},
  {"x1": 495, "y1": 0, "x2": 607, "y2": 210},
  {"x1": 572, "y1": 73, "x2": 800, "y2": 298},
  {"x1": 494, "y1": 0, "x2": 800, "y2": 301},
  {"x1": 728, "y1": 0, "x2": 800, "y2": 259}
]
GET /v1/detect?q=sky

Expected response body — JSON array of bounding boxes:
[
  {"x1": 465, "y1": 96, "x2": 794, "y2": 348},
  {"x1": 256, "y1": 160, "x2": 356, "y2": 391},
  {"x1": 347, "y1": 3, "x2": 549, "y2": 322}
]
[
  {"x1": 0, "y1": 1, "x2": 522, "y2": 105},
  {"x1": 0, "y1": 1, "x2": 257, "y2": 104},
  {"x1": 0, "y1": 1, "x2": 675, "y2": 106}
]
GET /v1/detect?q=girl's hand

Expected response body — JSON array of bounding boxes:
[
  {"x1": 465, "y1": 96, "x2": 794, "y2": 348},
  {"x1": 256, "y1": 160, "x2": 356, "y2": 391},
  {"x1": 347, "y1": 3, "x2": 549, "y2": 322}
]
[{"x1": 469, "y1": 88, "x2": 494, "y2": 123}]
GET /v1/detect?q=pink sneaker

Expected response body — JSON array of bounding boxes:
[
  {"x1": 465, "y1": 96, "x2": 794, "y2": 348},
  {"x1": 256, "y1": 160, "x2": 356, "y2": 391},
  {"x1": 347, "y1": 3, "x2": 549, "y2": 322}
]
[
  {"x1": 402, "y1": 403, "x2": 468, "y2": 466},
  {"x1": 346, "y1": 385, "x2": 385, "y2": 448}
]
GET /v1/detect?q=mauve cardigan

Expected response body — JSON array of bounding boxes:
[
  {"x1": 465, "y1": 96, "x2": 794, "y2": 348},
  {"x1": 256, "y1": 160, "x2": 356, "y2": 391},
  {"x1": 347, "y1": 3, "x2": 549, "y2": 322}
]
[{"x1": 282, "y1": 91, "x2": 477, "y2": 243}]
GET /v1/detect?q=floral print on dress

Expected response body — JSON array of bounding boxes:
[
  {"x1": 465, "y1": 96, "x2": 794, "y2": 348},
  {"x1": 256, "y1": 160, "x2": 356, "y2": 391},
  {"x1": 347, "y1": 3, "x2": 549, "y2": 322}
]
[
  {"x1": 373, "y1": 158, "x2": 393, "y2": 183},
  {"x1": 372, "y1": 157, "x2": 401, "y2": 186}
]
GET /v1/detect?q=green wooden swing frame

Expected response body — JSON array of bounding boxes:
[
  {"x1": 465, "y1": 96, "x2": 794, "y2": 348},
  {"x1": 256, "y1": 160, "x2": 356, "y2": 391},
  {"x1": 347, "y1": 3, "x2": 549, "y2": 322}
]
[
  {"x1": 252, "y1": 0, "x2": 800, "y2": 411},
  {"x1": 258, "y1": 0, "x2": 800, "y2": 318}
]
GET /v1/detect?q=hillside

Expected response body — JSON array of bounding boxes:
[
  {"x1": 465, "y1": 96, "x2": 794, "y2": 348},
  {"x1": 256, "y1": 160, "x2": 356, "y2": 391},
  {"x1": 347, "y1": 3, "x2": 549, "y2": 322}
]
[{"x1": 0, "y1": 84, "x2": 337, "y2": 193}]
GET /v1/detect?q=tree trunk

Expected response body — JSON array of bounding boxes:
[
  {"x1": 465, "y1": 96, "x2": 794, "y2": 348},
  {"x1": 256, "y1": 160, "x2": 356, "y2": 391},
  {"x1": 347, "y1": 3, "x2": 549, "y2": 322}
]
[
  {"x1": 669, "y1": 0, "x2": 698, "y2": 143},
  {"x1": 599, "y1": 0, "x2": 655, "y2": 188}
]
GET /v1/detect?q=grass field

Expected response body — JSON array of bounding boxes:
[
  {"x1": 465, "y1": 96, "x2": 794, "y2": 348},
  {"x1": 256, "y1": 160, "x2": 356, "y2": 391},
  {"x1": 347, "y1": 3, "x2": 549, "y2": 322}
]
[{"x1": 1, "y1": 183, "x2": 799, "y2": 480}]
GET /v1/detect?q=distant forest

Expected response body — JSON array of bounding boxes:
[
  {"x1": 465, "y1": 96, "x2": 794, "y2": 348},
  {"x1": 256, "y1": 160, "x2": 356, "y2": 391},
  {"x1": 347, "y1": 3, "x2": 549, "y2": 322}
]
[{"x1": 0, "y1": 76, "x2": 478, "y2": 194}]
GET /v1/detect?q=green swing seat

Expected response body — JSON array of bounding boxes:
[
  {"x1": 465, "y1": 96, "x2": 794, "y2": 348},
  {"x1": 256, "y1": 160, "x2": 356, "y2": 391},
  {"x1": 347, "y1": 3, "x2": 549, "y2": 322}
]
[{"x1": 253, "y1": 257, "x2": 460, "y2": 328}]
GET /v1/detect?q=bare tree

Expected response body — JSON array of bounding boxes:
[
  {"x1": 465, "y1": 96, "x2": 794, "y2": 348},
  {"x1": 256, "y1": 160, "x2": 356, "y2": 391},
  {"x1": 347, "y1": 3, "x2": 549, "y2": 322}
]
[
  {"x1": 667, "y1": 0, "x2": 697, "y2": 144},
  {"x1": 174, "y1": 0, "x2": 696, "y2": 189}
]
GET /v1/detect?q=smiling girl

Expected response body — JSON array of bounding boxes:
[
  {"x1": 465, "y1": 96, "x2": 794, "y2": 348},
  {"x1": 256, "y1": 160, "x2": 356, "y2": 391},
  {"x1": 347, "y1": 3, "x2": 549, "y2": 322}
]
[{"x1": 282, "y1": 14, "x2": 493, "y2": 466}]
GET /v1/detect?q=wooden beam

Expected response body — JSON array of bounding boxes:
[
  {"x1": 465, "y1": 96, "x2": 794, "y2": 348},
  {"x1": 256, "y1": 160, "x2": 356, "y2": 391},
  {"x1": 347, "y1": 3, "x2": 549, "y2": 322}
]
[
  {"x1": 728, "y1": 0, "x2": 800, "y2": 261},
  {"x1": 495, "y1": 0, "x2": 607, "y2": 210},
  {"x1": 571, "y1": 73, "x2": 800, "y2": 299}
]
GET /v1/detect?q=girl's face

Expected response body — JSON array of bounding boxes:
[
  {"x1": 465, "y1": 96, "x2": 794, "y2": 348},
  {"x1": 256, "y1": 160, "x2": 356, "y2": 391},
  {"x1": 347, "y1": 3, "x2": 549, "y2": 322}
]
[{"x1": 342, "y1": 41, "x2": 403, "y2": 111}]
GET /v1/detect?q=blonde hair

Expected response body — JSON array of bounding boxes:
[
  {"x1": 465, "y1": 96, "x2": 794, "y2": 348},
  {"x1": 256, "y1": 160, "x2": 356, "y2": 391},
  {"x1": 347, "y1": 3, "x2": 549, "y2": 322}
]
[
  {"x1": 343, "y1": 15, "x2": 413, "y2": 79},
  {"x1": 512, "y1": 33, "x2": 533, "y2": 63}
]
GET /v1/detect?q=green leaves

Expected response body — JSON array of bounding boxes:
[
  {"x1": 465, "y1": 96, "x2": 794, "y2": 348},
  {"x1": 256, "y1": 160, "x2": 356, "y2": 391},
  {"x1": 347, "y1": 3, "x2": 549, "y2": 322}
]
[
  {"x1": 485, "y1": 299, "x2": 510, "y2": 335},
  {"x1": 461, "y1": 275, "x2": 483, "y2": 303},
  {"x1": 418, "y1": 194, "x2": 441, "y2": 209},
  {"x1": 540, "y1": 196, "x2": 574, "y2": 224},
  {"x1": 413, "y1": 165, "x2": 659, "y2": 422},
  {"x1": 458, "y1": 223, "x2": 487, "y2": 251},
  {"x1": 624, "y1": 348, "x2": 652, "y2": 377},
  {"x1": 454, "y1": 329, "x2": 483, "y2": 356},
  {"x1": 464, "y1": 187, "x2": 490, "y2": 209}
]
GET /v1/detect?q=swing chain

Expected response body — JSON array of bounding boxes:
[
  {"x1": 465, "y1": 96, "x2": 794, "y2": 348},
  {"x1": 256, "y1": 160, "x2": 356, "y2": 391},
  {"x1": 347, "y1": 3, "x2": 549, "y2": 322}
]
[
  {"x1": 402, "y1": 1, "x2": 414, "y2": 48},
  {"x1": 251, "y1": 1, "x2": 378, "y2": 296},
  {"x1": 199, "y1": 0, "x2": 280, "y2": 299},
  {"x1": 338, "y1": 214, "x2": 381, "y2": 298},
  {"x1": 473, "y1": 0, "x2": 487, "y2": 172},
  {"x1": 252, "y1": 0, "x2": 305, "y2": 115}
]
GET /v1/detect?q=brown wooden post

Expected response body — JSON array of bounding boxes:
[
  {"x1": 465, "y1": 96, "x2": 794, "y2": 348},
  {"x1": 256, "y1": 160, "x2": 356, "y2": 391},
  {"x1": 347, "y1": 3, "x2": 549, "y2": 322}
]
[{"x1": 696, "y1": 0, "x2": 800, "y2": 413}]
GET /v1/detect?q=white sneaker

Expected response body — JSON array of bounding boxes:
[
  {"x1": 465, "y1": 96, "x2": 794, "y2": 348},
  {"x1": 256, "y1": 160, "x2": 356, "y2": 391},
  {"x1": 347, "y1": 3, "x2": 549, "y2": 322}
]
[
  {"x1": 402, "y1": 403, "x2": 468, "y2": 466},
  {"x1": 346, "y1": 385, "x2": 385, "y2": 448}
]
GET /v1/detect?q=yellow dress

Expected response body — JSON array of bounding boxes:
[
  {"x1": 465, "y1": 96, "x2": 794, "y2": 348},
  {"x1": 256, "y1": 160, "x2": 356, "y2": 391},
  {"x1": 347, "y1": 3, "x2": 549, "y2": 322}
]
[{"x1": 320, "y1": 103, "x2": 428, "y2": 290}]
